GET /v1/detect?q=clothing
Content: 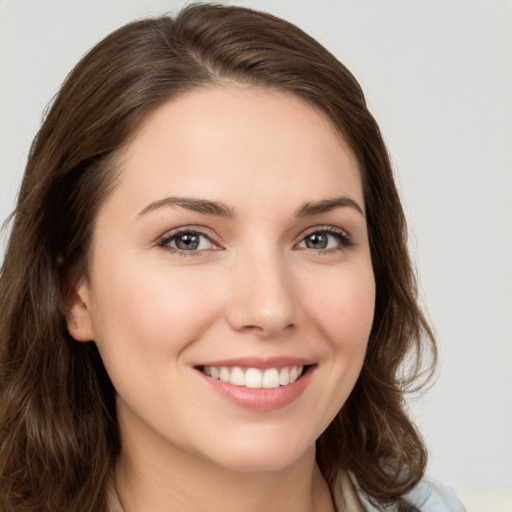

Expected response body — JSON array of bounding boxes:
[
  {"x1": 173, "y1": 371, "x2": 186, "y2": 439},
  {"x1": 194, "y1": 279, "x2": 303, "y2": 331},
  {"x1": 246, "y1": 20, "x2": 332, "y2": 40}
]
[
  {"x1": 403, "y1": 478, "x2": 467, "y2": 512},
  {"x1": 108, "y1": 476, "x2": 467, "y2": 511},
  {"x1": 360, "y1": 478, "x2": 467, "y2": 511}
]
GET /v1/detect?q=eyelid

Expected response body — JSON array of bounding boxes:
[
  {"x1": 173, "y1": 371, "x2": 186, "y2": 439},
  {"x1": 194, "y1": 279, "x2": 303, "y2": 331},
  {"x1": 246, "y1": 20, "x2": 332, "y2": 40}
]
[
  {"x1": 294, "y1": 225, "x2": 354, "y2": 250},
  {"x1": 156, "y1": 225, "x2": 222, "y2": 252},
  {"x1": 155, "y1": 224, "x2": 353, "y2": 255}
]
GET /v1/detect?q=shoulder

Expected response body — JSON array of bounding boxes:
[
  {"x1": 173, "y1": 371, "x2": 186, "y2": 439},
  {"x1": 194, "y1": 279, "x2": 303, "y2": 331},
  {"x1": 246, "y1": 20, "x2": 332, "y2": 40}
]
[
  {"x1": 405, "y1": 479, "x2": 512, "y2": 512},
  {"x1": 353, "y1": 476, "x2": 467, "y2": 512},
  {"x1": 403, "y1": 477, "x2": 466, "y2": 512}
]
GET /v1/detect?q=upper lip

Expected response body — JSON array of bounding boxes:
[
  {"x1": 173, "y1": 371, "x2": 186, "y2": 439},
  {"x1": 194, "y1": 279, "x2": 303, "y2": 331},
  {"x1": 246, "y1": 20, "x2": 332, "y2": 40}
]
[{"x1": 195, "y1": 356, "x2": 315, "y2": 369}]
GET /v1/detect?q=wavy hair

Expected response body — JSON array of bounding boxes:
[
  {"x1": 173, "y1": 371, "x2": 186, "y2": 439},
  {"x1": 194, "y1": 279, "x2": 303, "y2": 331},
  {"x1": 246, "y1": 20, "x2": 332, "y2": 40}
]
[{"x1": 0, "y1": 4, "x2": 436, "y2": 511}]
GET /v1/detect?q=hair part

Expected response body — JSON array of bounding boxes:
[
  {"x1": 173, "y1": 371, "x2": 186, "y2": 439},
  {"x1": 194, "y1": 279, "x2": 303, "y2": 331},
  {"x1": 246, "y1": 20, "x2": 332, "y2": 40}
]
[{"x1": 0, "y1": 4, "x2": 436, "y2": 511}]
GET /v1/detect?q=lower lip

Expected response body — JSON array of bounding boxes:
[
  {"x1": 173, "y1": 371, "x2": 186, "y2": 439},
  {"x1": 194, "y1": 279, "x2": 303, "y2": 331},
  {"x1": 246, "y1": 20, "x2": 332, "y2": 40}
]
[{"x1": 197, "y1": 367, "x2": 314, "y2": 411}]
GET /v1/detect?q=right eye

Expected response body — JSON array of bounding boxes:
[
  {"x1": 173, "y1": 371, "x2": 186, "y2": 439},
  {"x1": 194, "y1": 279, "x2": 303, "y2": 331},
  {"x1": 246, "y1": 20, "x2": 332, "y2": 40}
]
[{"x1": 158, "y1": 230, "x2": 216, "y2": 254}]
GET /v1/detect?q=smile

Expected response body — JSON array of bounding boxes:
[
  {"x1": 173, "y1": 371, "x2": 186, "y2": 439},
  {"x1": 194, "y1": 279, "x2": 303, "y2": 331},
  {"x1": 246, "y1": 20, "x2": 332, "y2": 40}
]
[
  {"x1": 195, "y1": 357, "x2": 315, "y2": 410},
  {"x1": 201, "y1": 365, "x2": 304, "y2": 388}
]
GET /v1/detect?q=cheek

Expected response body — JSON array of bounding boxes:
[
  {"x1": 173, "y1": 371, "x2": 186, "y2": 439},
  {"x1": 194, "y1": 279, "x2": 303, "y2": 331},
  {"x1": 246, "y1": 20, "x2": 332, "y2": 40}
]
[
  {"x1": 292, "y1": 262, "x2": 375, "y2": 435},
  {"x1": 302, "y1": 263, "x2": 375, "y2": 353},
  {"x1": 89, "y1": 262, "x2": 223, "y2": 370}
]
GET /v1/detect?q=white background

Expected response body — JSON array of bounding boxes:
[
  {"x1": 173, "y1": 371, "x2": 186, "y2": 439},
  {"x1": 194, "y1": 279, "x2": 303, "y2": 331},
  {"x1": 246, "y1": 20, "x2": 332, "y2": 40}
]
[{"x1": 1, "y1": 0, "x2": 511, "y2": 490}]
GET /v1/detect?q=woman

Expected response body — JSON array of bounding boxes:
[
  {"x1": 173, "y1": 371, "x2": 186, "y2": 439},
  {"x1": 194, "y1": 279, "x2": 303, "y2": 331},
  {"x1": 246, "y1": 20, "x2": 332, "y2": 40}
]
[{"x1": 0, "y1": 4, "x2": 466, "y2": 511}]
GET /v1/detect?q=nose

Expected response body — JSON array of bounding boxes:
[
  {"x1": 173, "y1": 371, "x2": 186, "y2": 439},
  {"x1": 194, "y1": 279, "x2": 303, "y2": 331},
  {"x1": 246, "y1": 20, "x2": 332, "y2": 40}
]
[{"x1": 225, "y1": 246, "x2": 297, "y2": 339}]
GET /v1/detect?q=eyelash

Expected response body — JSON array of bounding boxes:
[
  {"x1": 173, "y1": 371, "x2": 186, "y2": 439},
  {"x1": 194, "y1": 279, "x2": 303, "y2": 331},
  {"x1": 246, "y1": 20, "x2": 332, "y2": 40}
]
[
  {"x1": 296, "y1": 226, "x2": 354, "y2": 254},
  {"x1": 156, "y1": 227, "x2": 220, "y2": 257},
  {"x1": 156, "y1": 225, "x2": 353, "y2": 256}
]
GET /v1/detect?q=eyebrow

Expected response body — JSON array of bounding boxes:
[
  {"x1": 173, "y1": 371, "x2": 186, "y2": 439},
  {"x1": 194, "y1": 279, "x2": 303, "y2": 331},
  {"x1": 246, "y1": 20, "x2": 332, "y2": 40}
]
[
  {"x1": 295, "y1": 196, "x2": 365, "y2": 217},
  {"x1": 137, "y1": 197, "x2": 235, "y2": 218},
  {"x1": 137, "y1": 195, "x2": 364, "y2": 219}
]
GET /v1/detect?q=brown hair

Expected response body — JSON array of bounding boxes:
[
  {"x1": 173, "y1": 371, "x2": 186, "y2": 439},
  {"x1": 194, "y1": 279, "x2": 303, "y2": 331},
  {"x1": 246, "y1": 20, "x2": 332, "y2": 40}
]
[{"x1": 0, "y1": 4, "x2": 436, "y2": 511}]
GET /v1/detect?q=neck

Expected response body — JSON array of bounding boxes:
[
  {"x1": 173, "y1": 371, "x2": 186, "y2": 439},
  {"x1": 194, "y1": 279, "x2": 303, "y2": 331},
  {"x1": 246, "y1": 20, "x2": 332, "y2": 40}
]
[{"x1": 114, "y1": 415, "x2": 335, "y2": 512}]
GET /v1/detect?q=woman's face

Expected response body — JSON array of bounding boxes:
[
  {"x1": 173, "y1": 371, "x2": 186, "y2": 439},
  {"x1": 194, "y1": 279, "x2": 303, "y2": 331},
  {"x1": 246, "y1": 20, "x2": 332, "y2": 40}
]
[{"x1": 69, "y1": 86, "x2": 375, "y2": 473}]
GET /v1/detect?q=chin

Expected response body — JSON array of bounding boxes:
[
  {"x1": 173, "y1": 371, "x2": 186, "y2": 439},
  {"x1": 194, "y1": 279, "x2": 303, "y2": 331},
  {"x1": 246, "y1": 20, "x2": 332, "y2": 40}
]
[{"x1": 198, "y1": 434, "x2": 316, "y2": 474}]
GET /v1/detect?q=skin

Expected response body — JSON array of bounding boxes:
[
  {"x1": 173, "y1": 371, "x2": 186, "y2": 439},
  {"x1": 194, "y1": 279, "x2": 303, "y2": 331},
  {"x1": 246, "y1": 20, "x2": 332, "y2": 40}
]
[{"x1": 68, "y1": 86, "x2": 375, "y2": 512}]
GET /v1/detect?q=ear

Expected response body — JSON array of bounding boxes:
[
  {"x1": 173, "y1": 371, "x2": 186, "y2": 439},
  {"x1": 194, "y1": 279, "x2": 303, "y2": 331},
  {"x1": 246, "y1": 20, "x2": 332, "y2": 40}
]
[{"x1": 66, "y1": 280, "x2": 95, "y2": 342}]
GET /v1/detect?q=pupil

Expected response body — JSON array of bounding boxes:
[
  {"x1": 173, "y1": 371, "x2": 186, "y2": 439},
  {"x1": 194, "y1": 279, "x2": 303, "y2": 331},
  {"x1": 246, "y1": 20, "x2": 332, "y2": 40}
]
[
  {"x1": 176, "y1": 234, "x2": 199, "y2": 250},
  {"x1": 306, "y1": 233, "x2": 327, "y2": 249}
]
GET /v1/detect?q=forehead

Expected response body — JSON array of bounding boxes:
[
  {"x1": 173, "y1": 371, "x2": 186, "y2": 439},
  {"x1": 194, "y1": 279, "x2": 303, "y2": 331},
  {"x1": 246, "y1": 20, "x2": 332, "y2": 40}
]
[{"x1": 112, "y1": 85, "x2": 363, "y2": 214}]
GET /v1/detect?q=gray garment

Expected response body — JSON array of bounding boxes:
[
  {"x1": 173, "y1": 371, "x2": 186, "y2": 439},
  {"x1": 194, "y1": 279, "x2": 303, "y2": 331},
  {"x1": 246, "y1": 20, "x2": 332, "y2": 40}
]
[
  {"x1": 358, "y1": 477, "x2": 467, "y2": 512},
  {"x1": 109, "y1": 476, "x2": 467, "y2": 511}
]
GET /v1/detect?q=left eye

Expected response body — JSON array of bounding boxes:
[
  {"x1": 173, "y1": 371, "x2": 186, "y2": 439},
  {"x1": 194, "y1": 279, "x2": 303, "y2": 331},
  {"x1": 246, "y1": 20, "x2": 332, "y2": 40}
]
[
  {"x1": 297, "y1": 231, "x2": 346, "y2": 250},
  {"x1": 163, "y1": 232, "x2": 214, "y2": 251}
]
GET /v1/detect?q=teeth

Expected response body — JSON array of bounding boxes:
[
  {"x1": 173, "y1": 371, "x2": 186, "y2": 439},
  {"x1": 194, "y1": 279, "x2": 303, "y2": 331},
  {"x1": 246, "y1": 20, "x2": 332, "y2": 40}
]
[
  {"x1": 245, "y1": 368, "x2": 262, "y2": 388},
  {"x1": 219, "y1": 367, "x2": 230, "y2": 383},
  {"x1": 202, "y1": 365, "x2": 304, "y2": 388},
  {"x1": 262, "y1": 368, "x2": 280, "y2": 388},
  {"x1": 230, "y1": 367, "x2": 245, "y2": 386}
]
